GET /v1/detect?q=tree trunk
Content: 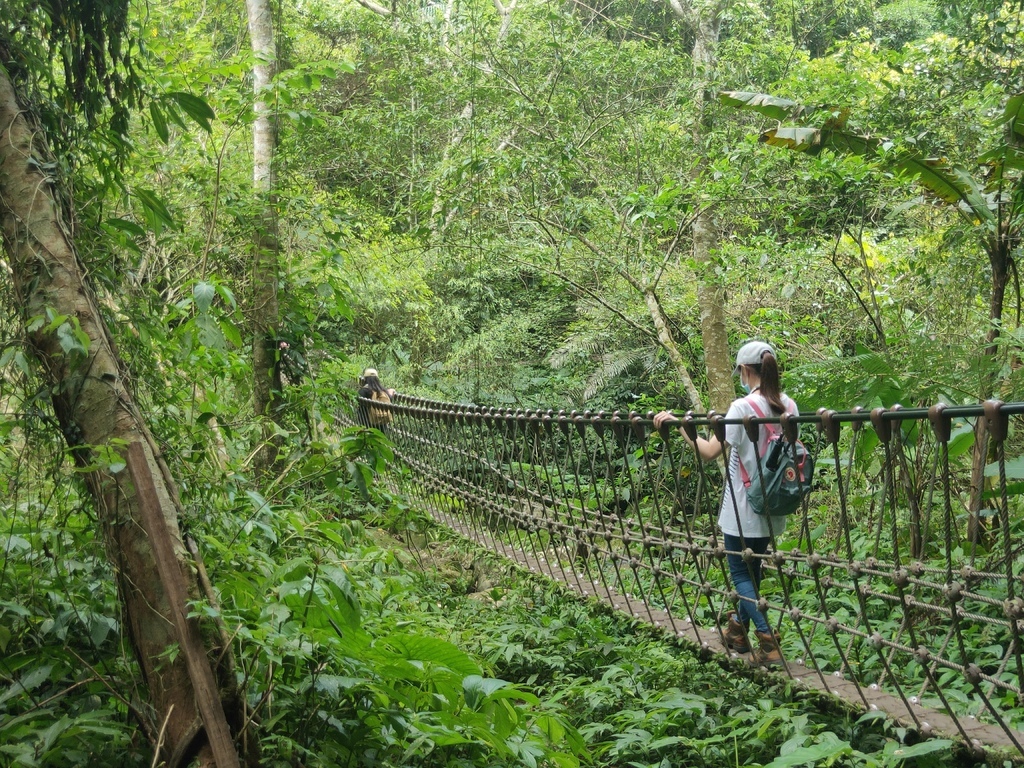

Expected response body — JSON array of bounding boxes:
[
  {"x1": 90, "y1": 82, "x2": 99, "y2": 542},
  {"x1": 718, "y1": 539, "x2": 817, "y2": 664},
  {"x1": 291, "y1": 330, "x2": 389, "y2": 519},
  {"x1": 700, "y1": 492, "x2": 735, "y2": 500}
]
[
  {"x1": 694, "y1": 216, "x2": 732, "y2": 413},
  {"x1": 643, "y1": 288, "x2": 705, "y2": 411},
  {"x1": 247, "y1": 0, "x2": 284, "y2": 473},
  {"x1": 0, "y1": 68, "x2": 242, "y2": 767},
  {"x1": 668, "y1": 1, "x2": 733, "y2": 414},
  {"x1": 968, "y1": 248, "x2": 1009, "y2": 542},
  {"x1": 690, "y1": 11, "x2": 732, "y2": 415}
]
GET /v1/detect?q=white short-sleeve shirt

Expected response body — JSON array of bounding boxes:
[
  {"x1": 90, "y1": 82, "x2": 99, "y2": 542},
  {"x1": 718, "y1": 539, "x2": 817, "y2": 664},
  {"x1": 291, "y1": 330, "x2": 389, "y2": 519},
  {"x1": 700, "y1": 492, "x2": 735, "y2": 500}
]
[{"x1": 717, "y1": 391, "x2": 799, "y2": 539}]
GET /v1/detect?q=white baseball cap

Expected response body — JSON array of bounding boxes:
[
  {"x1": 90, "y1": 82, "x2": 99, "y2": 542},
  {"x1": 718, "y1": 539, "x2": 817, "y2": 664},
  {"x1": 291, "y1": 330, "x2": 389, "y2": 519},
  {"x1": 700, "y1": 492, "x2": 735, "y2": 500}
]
[{"x1": 733, "y1": 341, "x2": 775, "y2": 375}]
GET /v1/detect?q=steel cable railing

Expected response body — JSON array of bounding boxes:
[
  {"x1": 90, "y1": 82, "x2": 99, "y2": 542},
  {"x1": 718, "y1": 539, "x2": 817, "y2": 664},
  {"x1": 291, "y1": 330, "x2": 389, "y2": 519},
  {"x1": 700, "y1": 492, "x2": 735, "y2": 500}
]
[{"x1": 354, "y1": 394, "x2": 1024, "y2": 758}]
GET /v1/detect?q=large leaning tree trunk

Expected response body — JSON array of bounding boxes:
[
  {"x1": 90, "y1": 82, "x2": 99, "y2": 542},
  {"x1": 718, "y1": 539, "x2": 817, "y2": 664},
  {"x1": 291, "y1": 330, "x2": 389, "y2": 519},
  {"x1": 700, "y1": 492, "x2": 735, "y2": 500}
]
[
  {"x1": 247, "y1": 0, "x2": 284, "y2": 473},
  {"x1": 0, "y1": 67, "x2": 244, "y2": 768}
]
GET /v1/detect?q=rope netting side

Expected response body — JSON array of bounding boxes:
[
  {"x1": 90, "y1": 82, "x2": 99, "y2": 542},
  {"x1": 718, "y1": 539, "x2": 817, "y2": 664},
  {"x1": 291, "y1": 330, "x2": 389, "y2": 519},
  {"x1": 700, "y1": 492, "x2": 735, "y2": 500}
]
[{"x1": 361, "y1": 394, "x2": 1024, "y2": 757}]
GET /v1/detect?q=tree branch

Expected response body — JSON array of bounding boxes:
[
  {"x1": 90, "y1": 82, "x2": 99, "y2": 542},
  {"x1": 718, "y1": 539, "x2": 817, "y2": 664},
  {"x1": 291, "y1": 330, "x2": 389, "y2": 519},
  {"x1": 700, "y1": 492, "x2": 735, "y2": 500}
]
[
  {"x1": 651, "y1": 203, "x2": 705, "y2": 290},
  {"x1": 352, "y1": 0, "x2": 392, "y2": 16},
  {"x1": 493, "y1": 0, "x2": 517, "y2": 41},
  {"x1": 505, "y1": 253, "x2": 658, "y2": 343},
  {"x1": 844, "y1": 220, "x2": 888, "y2": 351},
  {"x1": 665, "y1": 0, "x2": 695, "y2": 25}
]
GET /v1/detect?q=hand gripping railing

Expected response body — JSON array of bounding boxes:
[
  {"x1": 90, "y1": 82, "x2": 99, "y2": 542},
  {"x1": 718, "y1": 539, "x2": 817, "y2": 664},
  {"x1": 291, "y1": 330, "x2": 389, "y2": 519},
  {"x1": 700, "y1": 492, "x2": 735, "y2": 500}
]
[{"x1": 362, "y1": 394, "x2": 1024, "y2": 758}]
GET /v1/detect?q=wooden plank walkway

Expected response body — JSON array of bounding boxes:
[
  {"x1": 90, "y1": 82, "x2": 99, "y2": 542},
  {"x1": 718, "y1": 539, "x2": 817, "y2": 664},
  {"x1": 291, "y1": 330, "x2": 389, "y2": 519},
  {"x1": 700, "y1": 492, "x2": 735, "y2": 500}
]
[{"x1": 428, "y1": 512, "x2": 1023, "y2": 760}]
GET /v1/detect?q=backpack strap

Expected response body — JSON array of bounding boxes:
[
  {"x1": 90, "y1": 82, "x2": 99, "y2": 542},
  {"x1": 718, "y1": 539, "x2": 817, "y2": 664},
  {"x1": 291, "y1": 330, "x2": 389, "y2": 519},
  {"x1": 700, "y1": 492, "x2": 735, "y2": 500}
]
[{"x1": 738, "y1": 396, "x2": 784, "y2": 488}]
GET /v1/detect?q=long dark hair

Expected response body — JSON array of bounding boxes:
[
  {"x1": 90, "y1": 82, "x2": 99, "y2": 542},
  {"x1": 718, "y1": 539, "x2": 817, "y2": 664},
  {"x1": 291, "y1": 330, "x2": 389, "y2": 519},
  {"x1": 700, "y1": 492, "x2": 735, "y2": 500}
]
[
  {"x1": 750, "y1": 353, "x2": 784, "y2": 414},
  {"x1": 361, "y1": 372, "x2": 387, "y2": 395}
]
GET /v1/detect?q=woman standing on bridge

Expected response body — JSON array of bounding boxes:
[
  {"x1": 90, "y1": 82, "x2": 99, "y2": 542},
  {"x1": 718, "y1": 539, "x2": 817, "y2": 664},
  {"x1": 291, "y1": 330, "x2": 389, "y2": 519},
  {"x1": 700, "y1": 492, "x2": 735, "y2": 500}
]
[
  {"x1": 653, "y1": 340, "x2": 796, "y2": 667},
  {"x1": 356, "y1": 368, "x2": 396, "y2": 430}
]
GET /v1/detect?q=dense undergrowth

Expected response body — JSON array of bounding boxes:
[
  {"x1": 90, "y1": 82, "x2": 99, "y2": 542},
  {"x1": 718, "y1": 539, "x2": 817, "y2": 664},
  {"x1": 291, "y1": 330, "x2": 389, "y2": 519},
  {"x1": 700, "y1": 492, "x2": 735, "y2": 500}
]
[{"x1": 1, "y1": 422, "x2": 1012, "y2": 767}]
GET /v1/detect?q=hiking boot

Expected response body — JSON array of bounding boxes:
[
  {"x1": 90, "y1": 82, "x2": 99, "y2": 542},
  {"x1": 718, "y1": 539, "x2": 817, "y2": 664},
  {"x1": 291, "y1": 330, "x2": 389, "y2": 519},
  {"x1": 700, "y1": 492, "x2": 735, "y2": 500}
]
[
  {"x1": 723, "y1": 612, "x2": 751, "y2": 654},
  {"x1": 749, "y1": 629, "x2": 784, "y2": 667}
]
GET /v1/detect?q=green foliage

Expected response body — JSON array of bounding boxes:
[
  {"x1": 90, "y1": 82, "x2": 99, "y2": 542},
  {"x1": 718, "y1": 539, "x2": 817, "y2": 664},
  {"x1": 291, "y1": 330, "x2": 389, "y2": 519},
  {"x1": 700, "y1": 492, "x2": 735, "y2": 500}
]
[
  {"x1": 873, "y1": 0, "x2": 939, "y2": 48},
  {"x1": 0, "y1": 405, "x2": 581, "y2": 766},
  {"x1": 421, "y1": 557, "x2": 970, "y2": 768},
  {"x1": 0, "y1": 0, "x2": 141, "y2": 145},
  {"x1": 0, "y1": 432, "x2": 142, "y2": 766},
  {"x1": 4, "y1": 0, "x2": 1024, "y2": 763}
]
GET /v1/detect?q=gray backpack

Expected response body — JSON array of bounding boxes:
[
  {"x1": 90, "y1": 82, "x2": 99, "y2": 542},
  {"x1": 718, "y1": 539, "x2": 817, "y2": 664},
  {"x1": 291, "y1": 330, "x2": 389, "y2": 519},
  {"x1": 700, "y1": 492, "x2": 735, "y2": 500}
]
[{"x1": 739, "y1": 398, "x2": 813, "y2": 516}]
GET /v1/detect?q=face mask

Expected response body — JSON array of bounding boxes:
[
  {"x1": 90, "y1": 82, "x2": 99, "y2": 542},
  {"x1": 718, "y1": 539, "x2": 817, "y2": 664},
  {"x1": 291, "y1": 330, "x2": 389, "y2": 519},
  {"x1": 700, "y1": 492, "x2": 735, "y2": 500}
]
[{"x1": 739, "y1": 369, "x2": 750, "y2": 393}]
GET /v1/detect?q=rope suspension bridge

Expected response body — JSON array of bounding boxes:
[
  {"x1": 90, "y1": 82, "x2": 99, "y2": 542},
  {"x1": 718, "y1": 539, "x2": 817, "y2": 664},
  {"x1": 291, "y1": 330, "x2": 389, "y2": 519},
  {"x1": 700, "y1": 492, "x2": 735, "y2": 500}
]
[{"x1": 355, "y1": 393, "x2": 1024, "y2": 759}]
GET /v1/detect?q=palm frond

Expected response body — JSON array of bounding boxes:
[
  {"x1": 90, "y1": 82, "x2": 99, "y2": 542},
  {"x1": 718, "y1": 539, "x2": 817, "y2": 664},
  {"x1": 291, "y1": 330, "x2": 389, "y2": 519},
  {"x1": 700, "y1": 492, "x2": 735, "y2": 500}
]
[{"x1": 582, "y1": 347, "x2": 651, "y2": 401}]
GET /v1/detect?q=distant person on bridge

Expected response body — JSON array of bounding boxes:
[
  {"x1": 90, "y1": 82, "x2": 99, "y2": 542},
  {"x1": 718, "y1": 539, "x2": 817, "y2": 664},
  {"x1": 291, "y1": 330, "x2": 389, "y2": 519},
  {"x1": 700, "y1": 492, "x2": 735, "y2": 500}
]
[
  {"x1": 654, "y1": 340, "x2": 797, "y2": 667},
  {"x1": 356, "y1": 368, "x2": 396, "y2": 430}
]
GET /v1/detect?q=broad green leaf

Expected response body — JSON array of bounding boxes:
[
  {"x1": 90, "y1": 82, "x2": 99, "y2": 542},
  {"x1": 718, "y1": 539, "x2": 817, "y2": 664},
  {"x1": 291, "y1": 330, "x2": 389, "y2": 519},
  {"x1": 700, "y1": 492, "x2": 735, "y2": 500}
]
[
  {"x1": 215, "y1": 283, "x2": 237, "y2": 309},
  {"x1": 656, "y1": 689, "x2": 707, "y2": 713},
  {"x1": 103, "y1": 218, "x2": 146, "y2": 238},
  {"x1": 888, "y1": 154, "x2": 969, "y2": 207},
  {"x1": 493, "y1": 698, "x2": 519, "y2": 741},
  {"x1": 726, "y1": 92, "x2": 982, "y2": 214},
  {"x1": 834, "y1": 135, "x2": 976, "y2": 212},
  {"x1": 2, "y1": 535, "x2": 30, "y2": 555},
  {"x1": 195, "y1": 314, "x2": 225, "y2": 349},
  {"x1": 761, "y1": 126, "x2": 823, "y2": 152},
  {"x1": 219, "y1": 319, "x2": 242, "y2": 348},
  {"x1": 884, "y1": 738, "x2": 953, "y2": 761},
  {"x1": 463, "y1": 675, "x2": 511, "y2": 709},
  {"x1": 13, "y1": 351, "x2": 30, "y2": 377},
  {"x1": 0, "y1": 664, "x2": 53, "y2": 708},
  {"x1": 387, "y1": 633, "x2": 482, "y2": 676},
  {"x1": 43, "y1": 312, "x2": 68, "y2": 333},
  {"x1": 149, "y1": 101, "x2": 169, "y2": 143},
  {"x1": 162, "y1": 101, "x2": 188, "y2": 131},
  {"x1": 56, "y1": 322, "x2": 88, "y2": 360},
  {"x1": 134, "y1": 188, "x2": 175, "y2": 230},
  {"x1": 314, "y1": 675, "x2": 364, "y2": 697},
  {"x1": 946, "y1": 421, "x2": 975, "y2": 459},
  {"x1": 978, "y1": 146, "x2": 1024, "y2": 180},
  {"x1": 168, "y1": 91, "x2": 216, "y2": 132},
  {"x1": 322, "y1": 566, "x2": 362, "y2": 628},
  {"x1": 984, "y1": 454, "x2": 1024, "y2": 478},
  {"x1": 719, "y1": 91, "x2": 810, "y2": 121},
  {"x1": 193, "y1": 282, "x2": 215, "y2": 313},
  {"x1": 334, "y1": 293, "x2": 354, "y2": 322},
  {"x1": 763, "y1": 738, "x2": 852, "y2": 767},
  {"x1": 1005, "y1": 93, "x2": 1024, "y2": 138},
  {"x1": 273, "y1": 556, "x2": 309, "y2": 584},
  {"x1": 948, "y1": 166, "x2": 996, "y2": 223},
  {"x1": 88, "y1": 615, "x2": 116, "y2": 647},
  {"x1": 246, "y1": 489, "x2": 271, "y2": 516},
  {"x1": 647, "y1": 735, "x2": 685, "y2": 749},
  {"x1": 825, "y1": 129, "x2": 878, "y2": 156},
  {"x1": 534, "y1": 713, "x2": 565, "y2": 743}
]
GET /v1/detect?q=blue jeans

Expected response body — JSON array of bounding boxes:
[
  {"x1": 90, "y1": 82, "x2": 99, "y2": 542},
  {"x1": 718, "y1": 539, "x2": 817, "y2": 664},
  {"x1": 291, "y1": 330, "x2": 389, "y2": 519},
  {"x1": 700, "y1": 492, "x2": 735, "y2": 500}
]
[{"x1": 724, "y1": 533, "x2": 771, "y2": 633}]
